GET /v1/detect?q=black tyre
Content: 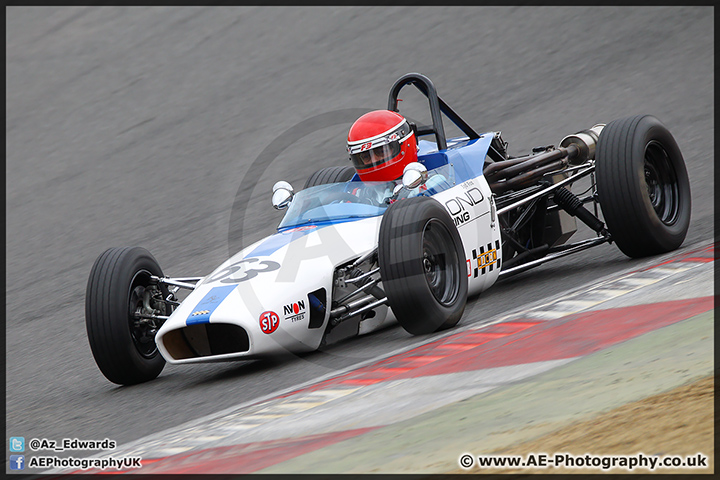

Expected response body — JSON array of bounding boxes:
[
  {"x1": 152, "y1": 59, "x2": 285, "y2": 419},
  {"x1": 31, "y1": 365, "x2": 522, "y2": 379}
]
[
  {"x1": 595, "y1": 115, "x2": 691, "y2": 258},
  {"x1": 304, "y1": 165, "x2": 356, "y2": 188},
  {"x1": 85, "y1": 247, "x2": 169, "y2": 385},
  {"x1": 378, "y1": 196, "x2": 468, "y2": 335}
]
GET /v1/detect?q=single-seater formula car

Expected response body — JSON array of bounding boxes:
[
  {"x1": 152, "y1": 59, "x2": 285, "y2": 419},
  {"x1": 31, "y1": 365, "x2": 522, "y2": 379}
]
[{"x1": 86, "y1": 73, "x2": 691, "y2": 385}]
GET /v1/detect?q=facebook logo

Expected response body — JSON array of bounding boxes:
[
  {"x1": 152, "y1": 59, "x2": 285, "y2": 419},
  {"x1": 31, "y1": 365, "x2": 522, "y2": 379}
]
[
  {"x1": 9, "y1": 437, "x2": 25, "y2": 452},
  {"x1": 9, "y1": 455, "x2": 25, "y2": 470}
]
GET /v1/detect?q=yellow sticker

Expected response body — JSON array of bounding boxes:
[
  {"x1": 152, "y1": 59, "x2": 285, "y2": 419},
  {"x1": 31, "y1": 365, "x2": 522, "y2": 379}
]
[{"x1": 478, "y1": 249, "x2": 498, "y2": 269}]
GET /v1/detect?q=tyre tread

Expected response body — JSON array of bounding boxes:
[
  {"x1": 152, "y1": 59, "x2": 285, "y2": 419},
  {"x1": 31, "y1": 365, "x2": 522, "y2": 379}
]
[
  {"x1": 378, "y1": 196, "x2": 467, "y2": 335},
  {"x1": 85, "y1": 247, "x2": 166, "y2": 385},
  {"x1": 596, "y1": 115, "x2": 691, "y2": 257}
]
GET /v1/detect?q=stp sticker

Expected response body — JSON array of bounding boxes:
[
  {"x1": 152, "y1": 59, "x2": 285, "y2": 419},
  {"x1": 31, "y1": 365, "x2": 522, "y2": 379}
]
[{"x1": 259, "y1": 311, "x2": 280, "y2": 334}]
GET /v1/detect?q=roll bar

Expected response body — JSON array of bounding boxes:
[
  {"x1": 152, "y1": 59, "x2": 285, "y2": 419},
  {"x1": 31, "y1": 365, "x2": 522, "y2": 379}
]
[{"x1": 387, "y1": 73, "x2": 480, "y2": 151}]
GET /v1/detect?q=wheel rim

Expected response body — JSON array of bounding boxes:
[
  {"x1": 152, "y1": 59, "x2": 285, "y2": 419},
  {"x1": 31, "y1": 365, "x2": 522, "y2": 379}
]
[
  {"x1": 644, "y1": 140, "x2": 680, "y2": 226},
  {"x1": 128, "y1": 270, "x2": 159, "y2": 359},
  {"x1": 421, "y1": 219, "x2": 459, "y2": 306}
]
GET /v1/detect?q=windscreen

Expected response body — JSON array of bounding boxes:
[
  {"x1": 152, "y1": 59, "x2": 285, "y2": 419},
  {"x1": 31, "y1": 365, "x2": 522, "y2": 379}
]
[
  {"x1": 278, "y1": 182, "x2": 393, "y2": 229},
  {"x1": 277, "y1": 164, "x2": 455, "y2": 230}
]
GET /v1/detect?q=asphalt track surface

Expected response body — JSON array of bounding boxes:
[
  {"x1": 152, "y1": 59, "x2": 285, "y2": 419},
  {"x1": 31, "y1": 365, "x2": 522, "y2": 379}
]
[{"x1": 6, "y1": 6, "x2": 714, "y2": 455}]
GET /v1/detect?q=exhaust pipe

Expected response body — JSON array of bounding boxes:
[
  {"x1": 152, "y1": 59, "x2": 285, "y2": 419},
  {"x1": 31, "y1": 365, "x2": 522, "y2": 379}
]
[
  {"x1": 558, "y1": 124, "x2": 605, "y2": 165},
  {"x1": 486, "y1": 123, "x2": 605, "y2": 193},
  {"x1": 487, "y1": 146, "x2": 574, "y2": 181}
]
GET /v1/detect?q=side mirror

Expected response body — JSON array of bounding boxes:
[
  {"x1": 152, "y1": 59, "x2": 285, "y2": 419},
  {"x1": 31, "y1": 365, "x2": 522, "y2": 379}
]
[
  {"x1": 402, "y1": 162, "x2": 428, "y2": 190},
  {"x1": 271, "y1": 181, "x2": 294, "y2": 210}
]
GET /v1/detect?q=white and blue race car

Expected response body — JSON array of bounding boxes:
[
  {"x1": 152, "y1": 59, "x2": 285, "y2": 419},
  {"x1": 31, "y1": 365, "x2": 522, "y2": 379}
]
[{"x1": 85, "y1": 73, "x2": 691, "y2": 385}]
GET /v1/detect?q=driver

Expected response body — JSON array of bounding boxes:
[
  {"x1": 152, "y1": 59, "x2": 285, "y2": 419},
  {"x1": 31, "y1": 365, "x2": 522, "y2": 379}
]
[
  {"x1": 347, "y1": 110, "x2": 418, "y2": 182},
  {"x1": 347, "y1": 110, "x2": 448, "y2": 203}
]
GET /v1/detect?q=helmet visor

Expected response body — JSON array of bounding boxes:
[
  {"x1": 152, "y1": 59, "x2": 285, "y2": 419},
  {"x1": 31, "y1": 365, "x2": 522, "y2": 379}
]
[{"x1": 349, "y1": 141, "x2": 401, "y2": 171}]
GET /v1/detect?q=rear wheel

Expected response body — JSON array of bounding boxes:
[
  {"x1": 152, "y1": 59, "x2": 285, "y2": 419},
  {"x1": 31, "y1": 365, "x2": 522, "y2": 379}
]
[
  {"x1": 304, "y1": 166, "x2": 356, "y2": 188},
  {"x1": 85, "y1": 247, "x2": 170, "y2": 385},
  {"x1": 595, "y1": 115, "x2": 691, "y2": 258},
  {"x1": 378, "y1": 196, "x2": 467, "y2": 335}
]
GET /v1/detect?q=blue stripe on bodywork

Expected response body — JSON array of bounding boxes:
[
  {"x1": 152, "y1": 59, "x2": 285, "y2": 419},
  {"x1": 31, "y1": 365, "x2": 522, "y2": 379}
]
[
  {"x1": 417, "y1": 134, "x2": 494, "y2": 182},
  {"x1": 246, "y1": 225, "x2": 321, "y2": 258},
  {"x1": 186, "y1": 285, "x2": 237, "y2": 325},
  {"x1": 252, "y1": 217, "x2": 375, "y2": 258}
]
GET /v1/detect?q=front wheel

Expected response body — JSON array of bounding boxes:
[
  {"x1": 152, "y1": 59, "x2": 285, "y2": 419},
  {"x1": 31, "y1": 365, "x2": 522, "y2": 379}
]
[
  {"x1": 595, "y1": 115, "x2": 691, "y2": 258},
  {"x1": 85, "y1": 247, "x2": 169, "y2": 385},
  {"x1": 378, "y1": 196, "x2": 468, "y2": 335}
]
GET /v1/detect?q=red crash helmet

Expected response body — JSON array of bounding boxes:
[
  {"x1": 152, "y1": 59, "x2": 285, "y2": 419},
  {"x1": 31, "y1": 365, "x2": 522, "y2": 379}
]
[{"x1": 347, "y1": 110, "x2": 417, "y2": 182}]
